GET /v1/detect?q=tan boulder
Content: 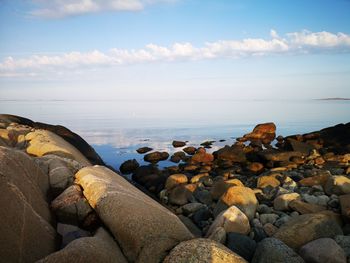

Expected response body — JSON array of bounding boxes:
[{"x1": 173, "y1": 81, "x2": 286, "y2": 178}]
[
  {"x1": 215, "y1": 186, "x2": 258, "y2": 220},
  {"x1": 191, "y1": 148, "x2": 214, "y2": 163},
  {"x1": 37, "y1": 228, "x2": 128, "y2": 263},
  {"x1": 210, "y1": 179, "x2": 243, "y2": 200},
  {"x1": 257, "y1": 174, "x2": 281, "y2": 189},
  {"x1": 165, "y1": 174, "x2": 188, "y2": 190},
  {"x1": 75, "y1": 166, "x2": 193, "y2": 262},
  {"x1": 25, "y1": 129, "x2": 90, "y2": 166},
  {"x1": 163, "y1": 238, "x2": 248, "y2": 263},
  {"x1": 324, "y1": 175, "x2": 350, "y2": 195},
  {"x1": 273, "y1": 193, "x2": 300, "y2": 211},
  {"x1": 206, "y1": 206, "x2": 250, "y2": 237},
  {"x1": 273, "y1": 212, "x2": 343, "y2": 249},
  {"x1": 298, "y1": 172, "x2": 331, "y2": 187},
  {"x1": 243, "y1": 122, "x2": 276, "y2": 144},
  {"x1": 0, "y1": 147, "x2": 57, "y2": 262}
]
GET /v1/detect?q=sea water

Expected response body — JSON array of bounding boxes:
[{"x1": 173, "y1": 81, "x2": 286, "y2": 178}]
[{"x1": 1, "y1": 99, "x2": 349, "y2": 170}]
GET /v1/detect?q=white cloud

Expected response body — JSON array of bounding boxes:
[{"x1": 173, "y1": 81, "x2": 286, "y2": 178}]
[
  {"x1": 30, "y1": 0, "x2": 173, "y2": 18},
  {"x1": 1, "y1": 30, "x2": 350, "y2": 77}
]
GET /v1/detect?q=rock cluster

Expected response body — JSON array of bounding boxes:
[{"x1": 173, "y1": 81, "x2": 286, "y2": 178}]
[
  {"x1": 123, "y1": 122, "x2": 350, "y2": 262},
  {"x1": 1, "y1": 115, "x2": 350, "y2": 263}
]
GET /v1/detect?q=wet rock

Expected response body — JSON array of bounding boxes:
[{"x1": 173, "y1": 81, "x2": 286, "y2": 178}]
[
  {"x1": 251, "y1": 238, "x2": 304, "y2": 263},
  {"x1": 206, "y1": 206, "x2": 250, "y2": 237},
  {"x1": 324, "y1": 175, "x2": 350, "y2": 195},
  {"x1": 299, "y1": 238, "x2": 346, "y2": 263},
  {"x1": 191, "y1": 148, "x2": 214, "y2": 163},
  {"x1": 273, "y1": 193, "x2": 301, "y2": 211},
  {"x1": 165, "y1": 174, "x2": 188, "y2": 190},
  {"x1": 136, "y1": 146, "x2": 153, "y2": 154},
  {"x1": 215, "y1": 186, "x2": 258, "y2": 220},
  {"x1": 226, "y1": 232, "x2": 257, "y2": 261},
  {"x1": 172, "y1": 140, "x2": 186, "y2": 147},
  {"x1": 144, "y1": 151, "x2": 169, "y2": 163},
  {"x1": 163, "y1": 238, "x2": 248, "y2": 263},
  {"x1": 119, "y1": 159, "x2": 139, "y2": 174},
  {"x1": 183, "y1": 146, "x2": 196, "y2": 155},
  {"x1": 273, "y1": 212, "x2": 343, "y2": 249},
  {"x1": 213, "y1": 145, "x2": 247, "y2": 163}
]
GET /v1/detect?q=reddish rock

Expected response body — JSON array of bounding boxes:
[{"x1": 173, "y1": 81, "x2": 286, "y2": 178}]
[
  {"x1": 191, "y1": 148, "x2": 214, "y2": 163},
  {"x1": 243, "y1": 122, "x2": 276, "y2": 144}
]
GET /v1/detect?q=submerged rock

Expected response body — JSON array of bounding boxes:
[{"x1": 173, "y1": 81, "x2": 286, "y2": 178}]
[{"x1": 136, "y1": 146, "x2": 153, "y2": 154}]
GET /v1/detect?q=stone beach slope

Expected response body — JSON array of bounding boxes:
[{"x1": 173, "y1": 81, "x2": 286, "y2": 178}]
[{"x1": 0, "y1": 114, "x2": 349, "y2": 263}]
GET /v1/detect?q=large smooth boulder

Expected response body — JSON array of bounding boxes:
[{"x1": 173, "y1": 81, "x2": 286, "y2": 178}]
[
  {"x1": 0, "y1": 114, "x2": 104, "y2": 165},
  {"x1": 324, "y1": 175, "x2": 350, "y2": 195},
  {"x1": 251, "y1": 238, "x2": 304, "y2": 263},
  {"x1": 25, "y1": 129, "x2": 91, "y2": 166},
  {"x1": 299, "y1": 238, "x2": 346, "y2": 263},
  {"x1": 0, "y1": 147, "x2": 57, "y2": 262},
  {"x1": 75, "y1": 166, "x2": 193, "y2": 262},
  {"x1": 215, "y1": 186, "x2": 258, "y2": 220},
  {"x1": 163, "y1": 238, "x2": 248, "y2": 263},
  {"x1": 37, "y1": 228, "x2": 128, "y2": 263},
  {"x1": 273, "y1": 212, "x2": 343, "y2": 250},
  {"x1": 206, "y1": 206, "x2": 250, "y2": 237}
]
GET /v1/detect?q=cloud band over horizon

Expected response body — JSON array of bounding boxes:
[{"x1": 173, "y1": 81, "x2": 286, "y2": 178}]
[{"x1": 1, "y1": 30, "x2": 350, "y2": 78}]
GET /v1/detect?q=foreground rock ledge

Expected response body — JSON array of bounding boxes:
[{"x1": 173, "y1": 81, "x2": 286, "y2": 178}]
[{"x1": 75, "y1": 165, "x2": 193, "y2": 262}]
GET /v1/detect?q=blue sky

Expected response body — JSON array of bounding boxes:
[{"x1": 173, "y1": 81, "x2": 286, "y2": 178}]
[{"x1": 0, "y1": 0, "x2": 350, "y2": 100}]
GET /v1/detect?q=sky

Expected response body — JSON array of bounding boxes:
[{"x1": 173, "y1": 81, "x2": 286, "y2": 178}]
[{"x1": 0, "y1": 0, "x2": 350, "y2": 101}]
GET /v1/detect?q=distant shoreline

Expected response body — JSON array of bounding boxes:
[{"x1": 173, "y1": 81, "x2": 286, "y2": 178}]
[{"x1": 316, "y1": 98, "x2": 350, "y2": 101}]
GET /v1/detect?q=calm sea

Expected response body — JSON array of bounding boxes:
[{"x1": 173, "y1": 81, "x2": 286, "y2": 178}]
[{"x1": 1, "y1": 99, "x2": 349, "y2": 170}]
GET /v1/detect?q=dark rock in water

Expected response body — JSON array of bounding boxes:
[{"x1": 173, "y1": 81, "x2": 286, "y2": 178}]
[
  {"x1": 226, "y1": 232, "x2": 257, "y2": 261},
  {"x1": 0, "y1": 114, "x2": 104, "y2": 165},
  {"x1": 172, "y1": 140, "x2": 186, "y2": 147},
  {"x1": 219, "y1": 139, "x2": 226, "y2": 142},
  {"x1": 144, "y1": 151, "x2": 169, "y2": 163},
  {"x1": 251, "y1": 238, "x2": 304, "y2": 263},
  {"x1": 183, "y1": 146, "x2": 197, "y2": 155},
  {"x1": 136, "y1": 146, "x2": 153, "y2": 154},
  {"x1": 170, "y1": 155, "x2": 182, "y2": 163},
  {"x1": 213, "y1": 145, "x2": 246, "y2": 163},
  {"x1": 120, "y1": 159, "x2": 139, "y2": 174},
  {"x1": 200, "y1": 140, "x2": 215, "y2": 148}
]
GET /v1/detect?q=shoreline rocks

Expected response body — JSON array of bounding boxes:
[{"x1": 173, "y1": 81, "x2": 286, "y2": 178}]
[{"x1": 1, "y1": 115, "x2": 350, "y2": 263}]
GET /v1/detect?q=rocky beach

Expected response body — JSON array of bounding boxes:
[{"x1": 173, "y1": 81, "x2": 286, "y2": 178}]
[{"x1": 1, "y1": 114, "x2": 350, "y2": 263}]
